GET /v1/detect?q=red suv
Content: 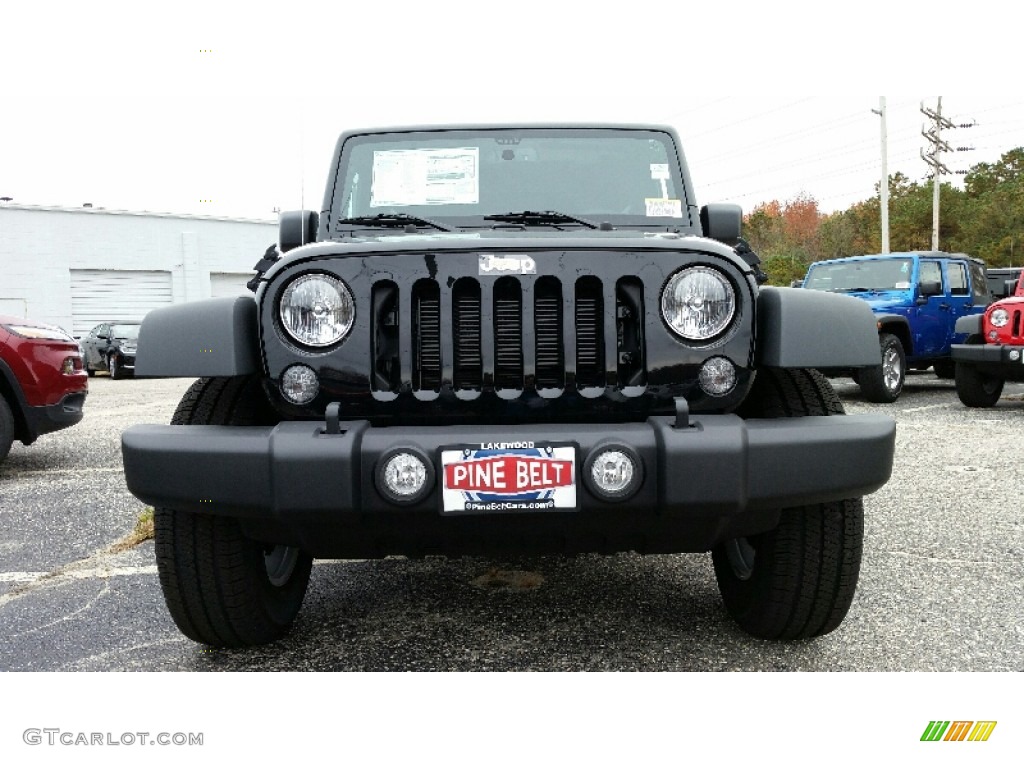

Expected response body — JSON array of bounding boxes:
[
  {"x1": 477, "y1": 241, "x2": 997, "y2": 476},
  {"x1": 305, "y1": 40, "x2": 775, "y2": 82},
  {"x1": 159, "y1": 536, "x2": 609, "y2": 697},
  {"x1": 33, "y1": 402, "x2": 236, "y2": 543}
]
[
  {"x1": 952, "y1": 268, "x2": 1024, "y2": 407},
  {"x1": 0, "y1": 314, "x2": 89, "y2": 463}
]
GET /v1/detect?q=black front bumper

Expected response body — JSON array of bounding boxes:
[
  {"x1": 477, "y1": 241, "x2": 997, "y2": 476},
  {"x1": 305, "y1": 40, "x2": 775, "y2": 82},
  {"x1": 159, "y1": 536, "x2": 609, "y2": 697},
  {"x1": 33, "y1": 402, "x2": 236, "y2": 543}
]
[
  {"x1": 952, "y1": 343, "x2": 1024, "y2": 381},
  {"x1": 23, "y1": 391, "x2": 87, "y2": 443},
  {"x1": 122, "y1": 412, "x2": 895, "y2": 558}
]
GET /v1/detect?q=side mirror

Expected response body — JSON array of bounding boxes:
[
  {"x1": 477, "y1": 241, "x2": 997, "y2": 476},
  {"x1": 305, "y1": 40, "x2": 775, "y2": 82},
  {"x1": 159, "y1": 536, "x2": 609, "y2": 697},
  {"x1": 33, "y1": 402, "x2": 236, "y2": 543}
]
[
  {"x1": 1006, "y1": 279, "x2": 1019, "y2": 297},
  {"x1": 699, "y1": 203, "x2": 742, "y2": 243},
  {"x1": 918, "y1": 280, "x2": 942, "y2": 298},
  {"x1": 279, "y1": 210, "x2": 319, "y2": 253}
]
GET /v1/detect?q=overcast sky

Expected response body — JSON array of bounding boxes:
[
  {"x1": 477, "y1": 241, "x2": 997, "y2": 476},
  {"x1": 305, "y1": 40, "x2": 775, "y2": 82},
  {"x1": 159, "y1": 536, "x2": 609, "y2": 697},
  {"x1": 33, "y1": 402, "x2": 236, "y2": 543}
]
[{"x1": 3, "y1": 1, "x2": 1021, "y2": 222}]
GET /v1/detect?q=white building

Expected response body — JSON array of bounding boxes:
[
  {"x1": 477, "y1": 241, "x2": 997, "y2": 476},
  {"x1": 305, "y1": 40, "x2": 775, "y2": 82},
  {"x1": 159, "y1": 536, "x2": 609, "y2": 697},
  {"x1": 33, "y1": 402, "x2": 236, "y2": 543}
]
[{"x1": 0, "y1": 204, "x2": 276, "y2": 335}]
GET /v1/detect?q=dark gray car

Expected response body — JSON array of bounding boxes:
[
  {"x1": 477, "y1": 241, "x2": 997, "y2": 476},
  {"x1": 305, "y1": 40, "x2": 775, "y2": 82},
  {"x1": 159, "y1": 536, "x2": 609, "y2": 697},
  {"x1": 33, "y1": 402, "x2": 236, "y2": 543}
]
[{"x1": 80, "y1": 322, "x2": 140, "y2": 379}]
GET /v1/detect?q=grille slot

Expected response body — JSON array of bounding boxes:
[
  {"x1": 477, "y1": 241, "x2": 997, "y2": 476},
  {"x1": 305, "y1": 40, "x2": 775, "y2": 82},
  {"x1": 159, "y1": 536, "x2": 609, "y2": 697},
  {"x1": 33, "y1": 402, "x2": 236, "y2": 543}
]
[
  {"x1": 575, "y1": 276, "x2": 604, "y2": 388},
  {"x1": 534, "y1": 277, "x2": 564, "y2": 389},
  {"x1": 616, "y1": 277, "x2": 646, "y2": 388},
  {"x1": 493, "y1": 277, "x2": 523, "y2": 389},
  {"x1": 1013, "y1": 309, "x2": 1021, "y2": 339},
  {"x1": 371, "y1": 281, "x2": 400, "y2": 392},
  {"x1": 412, "y1": 280, "x2": 441, "y2": 391},
  {"x1": 453, "y1": 279, "x2": 482, "y2": 389}
]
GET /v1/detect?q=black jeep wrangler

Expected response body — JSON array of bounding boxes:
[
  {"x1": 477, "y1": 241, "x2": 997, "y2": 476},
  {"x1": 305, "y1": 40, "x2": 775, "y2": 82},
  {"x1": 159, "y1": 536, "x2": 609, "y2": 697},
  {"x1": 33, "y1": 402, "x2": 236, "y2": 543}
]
[{"x1": 122, "y1": 125, "x2": 896, "y2": 647}]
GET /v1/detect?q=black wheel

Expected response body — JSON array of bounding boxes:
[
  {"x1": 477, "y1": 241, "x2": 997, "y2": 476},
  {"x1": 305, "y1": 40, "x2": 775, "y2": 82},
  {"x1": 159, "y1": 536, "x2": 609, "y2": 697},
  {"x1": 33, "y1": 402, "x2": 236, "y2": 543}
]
[
  {"x1": 0, "y1": 394, "x2": 14, "y2": 464},
  {"x1": 932, "y1": 360, "x2": 955, "y2": 379},
  {"x1": 154, "y1": 376, "x2": 313, "y2": 647},
  {"x1": 107, "y1": 354, "x2": 124, "y2": 380},
  {"x1": 954, "y1": 363, "x2": 1003, "y2": 408},
  {"x1": 858, "y1": 332, "x2": 905, "y2": 403},
  {"x1": 713, "y1": 368, "x2": 864, "y2": 640}
]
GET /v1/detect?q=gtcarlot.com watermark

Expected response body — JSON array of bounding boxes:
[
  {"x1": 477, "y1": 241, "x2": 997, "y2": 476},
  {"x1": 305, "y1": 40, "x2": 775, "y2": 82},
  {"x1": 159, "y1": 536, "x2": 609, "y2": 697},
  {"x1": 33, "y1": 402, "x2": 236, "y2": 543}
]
[{"x1": 23, "y1": 729, "x2": 203, "y2": 747}]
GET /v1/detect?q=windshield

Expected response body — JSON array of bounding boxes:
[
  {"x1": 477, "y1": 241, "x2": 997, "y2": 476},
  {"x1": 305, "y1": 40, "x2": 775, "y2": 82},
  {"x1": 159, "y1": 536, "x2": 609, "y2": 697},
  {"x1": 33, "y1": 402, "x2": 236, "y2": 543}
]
[
  {"x1": 804, "y1": 259, "x2": 914, "y2": 292},
  {"x1": 332, "y1": 128, "x2": 687, "y2": 228},
  {"x1": 111, "y1": 324, "x2": 140, "y2": 339}
]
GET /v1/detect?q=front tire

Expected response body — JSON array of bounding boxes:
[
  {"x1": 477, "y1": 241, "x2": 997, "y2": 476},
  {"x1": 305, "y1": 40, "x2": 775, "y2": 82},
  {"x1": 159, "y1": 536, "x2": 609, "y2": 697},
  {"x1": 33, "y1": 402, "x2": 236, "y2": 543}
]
[
  {"x1": 107, "y1": 354, "x2": 124, "y2": 380},
  {"x1": 954, "y1": 363, "x2": 1003, "y2": 408},
  {"x1": 858, "y1": 332, "x2": 905, "y2": 403},
  {"x1": 713, "y1": 368, "x2": 864, "y2": 640},
  {"x1": 154, "y1": 376, "x2": 313, "y2": 647}
]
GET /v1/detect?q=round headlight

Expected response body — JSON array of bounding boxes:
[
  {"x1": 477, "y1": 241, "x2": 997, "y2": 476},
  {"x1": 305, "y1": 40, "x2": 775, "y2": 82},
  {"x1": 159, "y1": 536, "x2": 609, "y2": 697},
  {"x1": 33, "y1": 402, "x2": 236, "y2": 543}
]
[
  {"x1": 990, "y1": 308, "x2": 1009, "y2": 328},
  {"x1": 661, "y1": 267, "x2": 736, "y2": 341},
  {"x1": 279, "y1": 274, "x2": 354, "y2": 347}
]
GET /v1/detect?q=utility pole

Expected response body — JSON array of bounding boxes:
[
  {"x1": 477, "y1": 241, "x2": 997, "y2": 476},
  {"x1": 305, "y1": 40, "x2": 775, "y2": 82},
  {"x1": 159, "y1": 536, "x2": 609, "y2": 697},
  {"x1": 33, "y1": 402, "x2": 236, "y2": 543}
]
[
  {"x1": 921, "y1": 97, "x2": 953, "y2": 251},
  {"x1": 920, "y1": 98, "x2": 974, "y2": 251},
  {"x1": 872, "y1": 97, "x2": 890, "y2": 253}
]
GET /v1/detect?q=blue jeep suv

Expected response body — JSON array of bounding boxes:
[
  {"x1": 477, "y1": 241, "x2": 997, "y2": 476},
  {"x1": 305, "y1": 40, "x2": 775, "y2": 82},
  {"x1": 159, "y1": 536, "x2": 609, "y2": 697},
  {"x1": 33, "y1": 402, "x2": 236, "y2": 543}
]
[{"x1": 803, "y1": 252, "x2": 989, "y2": 402}]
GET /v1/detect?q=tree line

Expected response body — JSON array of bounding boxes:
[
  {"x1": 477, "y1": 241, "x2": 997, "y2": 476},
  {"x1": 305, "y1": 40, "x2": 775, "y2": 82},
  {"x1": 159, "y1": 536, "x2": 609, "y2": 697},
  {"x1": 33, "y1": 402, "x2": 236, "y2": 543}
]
[{"x1": 742, "y1": 147, "x2": 1024, "y2": 285}]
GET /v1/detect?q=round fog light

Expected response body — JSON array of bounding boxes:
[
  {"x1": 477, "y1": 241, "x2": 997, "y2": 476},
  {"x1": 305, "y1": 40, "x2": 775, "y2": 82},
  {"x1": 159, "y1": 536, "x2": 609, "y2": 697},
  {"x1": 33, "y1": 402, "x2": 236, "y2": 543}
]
[
  {"x1": 584, "y1": 445, "x2": 642, "y2": 501},
  {"x1": 281, "y1": 364, "x2": 319, "y2": 404},
  {"x1": 376, "y1": 449, "x2": 434, "y2": 505},
  {"x1": 1010, "y1": 350, "x2": 1021, "y2": 362},
  {"x1": 699, "y1": 357, "x2": 736, "y2": 396}
]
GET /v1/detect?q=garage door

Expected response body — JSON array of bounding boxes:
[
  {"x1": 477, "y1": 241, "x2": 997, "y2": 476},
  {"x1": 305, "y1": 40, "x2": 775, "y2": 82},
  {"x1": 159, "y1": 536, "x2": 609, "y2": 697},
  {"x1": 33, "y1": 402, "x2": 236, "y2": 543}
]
[
  {"x1": 210, "y1": 272, "x2": 253, "y2": 298},
  {"x1": 70, "y1": 270, "x2": 173, "y2": 337}
]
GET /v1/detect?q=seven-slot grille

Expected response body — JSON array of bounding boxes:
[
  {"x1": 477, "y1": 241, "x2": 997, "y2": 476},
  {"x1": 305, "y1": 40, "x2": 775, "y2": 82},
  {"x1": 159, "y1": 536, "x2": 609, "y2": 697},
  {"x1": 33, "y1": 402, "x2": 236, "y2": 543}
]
[{"x1": 371, "y1": 274, "x2": 646, "y2": 395}]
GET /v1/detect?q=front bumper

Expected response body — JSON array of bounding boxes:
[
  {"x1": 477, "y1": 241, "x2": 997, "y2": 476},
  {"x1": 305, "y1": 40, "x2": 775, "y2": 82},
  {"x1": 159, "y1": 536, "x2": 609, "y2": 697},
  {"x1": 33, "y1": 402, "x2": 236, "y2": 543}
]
[
  {"x1": 952, "y1": 343, "x2": 1024, "y2": 381},
  {"x1": 23, "y1": 391, "x2": 87, "y2": 443},
  {"x1": 122, "y1": 413, "x2": 895, "y2": 557}
]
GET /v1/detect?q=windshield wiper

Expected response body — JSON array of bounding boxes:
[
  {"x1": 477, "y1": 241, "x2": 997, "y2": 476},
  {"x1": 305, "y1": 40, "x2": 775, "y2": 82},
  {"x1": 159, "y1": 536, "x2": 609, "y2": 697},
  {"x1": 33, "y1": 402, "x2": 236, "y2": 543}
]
[
  {"x1": 336, "y1": 213, "x2": 453, "y2": 232},
  {"x1": 483, "y1": 210, "x2": 600, "y2": 230}
]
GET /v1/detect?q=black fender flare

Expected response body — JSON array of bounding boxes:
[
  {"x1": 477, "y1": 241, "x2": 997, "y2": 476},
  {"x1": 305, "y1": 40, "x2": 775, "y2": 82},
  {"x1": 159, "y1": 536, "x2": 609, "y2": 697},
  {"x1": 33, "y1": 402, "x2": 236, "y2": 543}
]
[
  {"x1": 135, "y1": 297, "x2": 260, "y2": 378},
  {"x1": 755, "y1": 287, "x2": 881, "y2": 368},
  {"x1": 955, "y1": 314, "x2": 983, "y2": 337}
]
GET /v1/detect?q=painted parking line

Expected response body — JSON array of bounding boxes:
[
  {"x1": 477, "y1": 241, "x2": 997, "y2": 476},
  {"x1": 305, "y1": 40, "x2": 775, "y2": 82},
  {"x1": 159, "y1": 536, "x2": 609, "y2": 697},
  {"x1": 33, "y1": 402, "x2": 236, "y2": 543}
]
[{"x1": 0, "y1": 565, "x2": 159, "y2": 583}]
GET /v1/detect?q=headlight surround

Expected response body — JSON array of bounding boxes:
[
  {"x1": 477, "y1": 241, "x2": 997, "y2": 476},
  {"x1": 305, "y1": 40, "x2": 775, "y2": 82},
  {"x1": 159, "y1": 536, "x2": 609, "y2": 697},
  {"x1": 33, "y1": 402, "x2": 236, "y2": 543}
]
[
  {"x1": 661, "y1": 266, "x2": 736, "y2": 341},
  {"x1": 279, "y1": 274, "x2": 354, "y2": 348},
  {"x1": 990, "y1": 308, "x2": 1009, "y2": 328}
]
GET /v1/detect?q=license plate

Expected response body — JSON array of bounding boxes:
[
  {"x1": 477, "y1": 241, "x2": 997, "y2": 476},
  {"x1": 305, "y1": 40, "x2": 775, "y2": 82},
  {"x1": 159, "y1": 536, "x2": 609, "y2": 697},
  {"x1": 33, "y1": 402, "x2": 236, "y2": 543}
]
[{"x1": 439, "y1": 441, "x2": 577, "y2": 514}]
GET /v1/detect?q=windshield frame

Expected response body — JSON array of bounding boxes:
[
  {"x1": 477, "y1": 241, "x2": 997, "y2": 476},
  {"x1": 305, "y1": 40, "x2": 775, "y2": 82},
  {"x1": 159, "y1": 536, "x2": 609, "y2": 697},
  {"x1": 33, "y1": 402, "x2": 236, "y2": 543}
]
[{"x1": 323, "y1": 126, "x2": 699, "y2": 236}]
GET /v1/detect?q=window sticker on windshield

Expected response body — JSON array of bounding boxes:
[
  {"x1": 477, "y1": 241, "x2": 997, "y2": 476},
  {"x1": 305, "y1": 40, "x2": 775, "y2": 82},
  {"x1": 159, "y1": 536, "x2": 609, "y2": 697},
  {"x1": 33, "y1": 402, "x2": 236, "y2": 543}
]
[
  {"x1": 650, "y1": 163, "x2": 670, "y2": 180},
  {"x1": 895, "y1": 281, "x2": 911, "y2": 289},
  {"x1": 371, "y1": 148, "x2": 479, "y2": 207},
  {"x1": 645, "y1": 198, "x2": 682, "y2": 218}
]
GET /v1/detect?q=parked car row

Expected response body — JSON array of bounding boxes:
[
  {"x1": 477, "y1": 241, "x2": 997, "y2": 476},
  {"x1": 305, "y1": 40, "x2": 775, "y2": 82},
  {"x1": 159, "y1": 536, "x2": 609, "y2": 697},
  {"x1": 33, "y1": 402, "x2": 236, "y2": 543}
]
[{"x1": 801, "y1": 251, "x2": 1022, "y2": 407}]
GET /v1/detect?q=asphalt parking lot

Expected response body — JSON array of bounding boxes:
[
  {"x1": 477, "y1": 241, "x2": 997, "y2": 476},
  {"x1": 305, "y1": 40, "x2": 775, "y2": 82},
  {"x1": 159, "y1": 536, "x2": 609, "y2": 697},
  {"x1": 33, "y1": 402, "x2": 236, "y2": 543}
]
[{"x1": 1, "y1": 371, "x2": 1021, "y2": 671}]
